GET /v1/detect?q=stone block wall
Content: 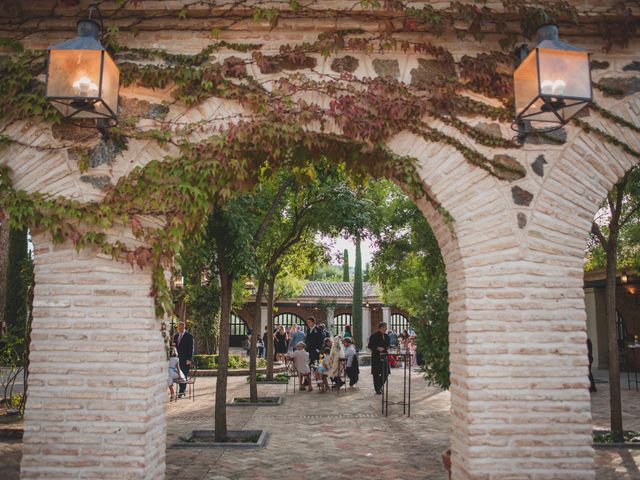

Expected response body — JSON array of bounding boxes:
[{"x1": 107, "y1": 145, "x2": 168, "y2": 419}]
[{"x1": 20, "y1": 231, "x2": 166, "y2": 480}]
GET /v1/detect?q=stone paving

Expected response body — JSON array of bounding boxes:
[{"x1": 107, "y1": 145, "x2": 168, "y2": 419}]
[{"x1": 1, "y1": 367, "x2": 640, "y2": 479}]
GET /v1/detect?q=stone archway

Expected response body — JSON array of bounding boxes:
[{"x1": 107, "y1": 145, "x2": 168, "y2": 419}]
[{"x1": 0, "y1": 4, "x2": 638, "y2": 479}]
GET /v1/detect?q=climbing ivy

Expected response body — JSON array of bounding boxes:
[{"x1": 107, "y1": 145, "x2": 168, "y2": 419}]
[{"x1": 0, "y1": 1, "x2": 637, "y2": 316}]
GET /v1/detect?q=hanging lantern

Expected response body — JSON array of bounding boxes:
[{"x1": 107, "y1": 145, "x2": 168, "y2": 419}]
[
  {"x1": 514, "y1": 24, "x2": 591, "y2": 133},
  {"x1": 45, "y1": 8, "x2": 119, "y2": 123}
]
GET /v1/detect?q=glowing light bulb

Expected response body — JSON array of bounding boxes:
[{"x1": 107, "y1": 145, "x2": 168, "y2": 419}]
[
  {"x1": 541, "y1": 80, "x2": 554, "y2": 95},
  {"x1": 72, "y1": 76, "x2": 98, "y2": 97},
  {"x1": 552, "y1": 79, "x2": 566, "y2": 96}
]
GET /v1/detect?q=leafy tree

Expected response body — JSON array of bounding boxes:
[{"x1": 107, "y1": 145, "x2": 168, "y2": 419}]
[
  {"x1": 309, "y1": 263, "x2": 342, "y2": 281},
  {"x1": 206, "y1": 203, "x2": 255, "y2": 441},
  {"x1": 369, "y1": 181, "x2": 449, "y2": 388},
  {"x1": 342, "y1": 248, "x2": 350, "y2": 281},
  {"x1": 176, "y1": 228, "x2": 221, "y2": 354},
  {"x1": 586, "y1": 166, "x2": 640, "y2": 442}
]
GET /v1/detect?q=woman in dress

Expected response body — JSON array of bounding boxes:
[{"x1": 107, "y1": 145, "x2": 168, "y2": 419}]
[
  {"x1": 274, "y1": 325, "x2": 288, "y2": 363},
  {"x1": 167, "y1": 347, "x2": 185, "y2": 398},
  {"x1": 343, "y1": 324, "x2": 352, "y2": 339}
]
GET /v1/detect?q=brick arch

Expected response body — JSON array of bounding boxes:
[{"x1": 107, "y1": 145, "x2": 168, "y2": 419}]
[{"x1": 4, "y1": 30, "x2": 638, "y2": 480}]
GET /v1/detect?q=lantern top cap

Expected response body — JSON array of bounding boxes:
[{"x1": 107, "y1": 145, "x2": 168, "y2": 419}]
[
  {"x1": 49, "y1": 8, "x2": 104, "y2": 51},
  {"x1": 535, "y1": 23, "x2": 586, "y2": 53}
]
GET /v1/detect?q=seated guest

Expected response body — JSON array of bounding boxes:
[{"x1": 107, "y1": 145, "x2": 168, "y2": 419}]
[
  {"x1": 314, "y1": 347, "x2": 331, "y2": 393},
  {"x1": 167, "y1": 347, "x2": 185, "y2": 398},
  {"x1": 291, "y1": 342, "x2": 312, "y2": 392},
  {"x1": 328, "y1": 335, "x2": 345, "y2": 388},
  {"x1": 343, "y1": 337, "x2": 359, "y2": 387}
]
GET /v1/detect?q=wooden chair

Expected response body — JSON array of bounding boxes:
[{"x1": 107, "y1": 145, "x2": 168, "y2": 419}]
[
  {"x1": 335, "y1": 358, "x2": 347, "y2": 394},
  {"x1": 173, "y1": 362, "x2": 197, "y2": 401}
]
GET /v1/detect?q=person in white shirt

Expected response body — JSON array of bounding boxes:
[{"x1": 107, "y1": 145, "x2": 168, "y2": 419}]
[
  {"x1": 343, "y1": 337, "x2": 359, "y2": 387},
  {"x1": 290, "y1": 342, "x2": 312, "y2": 392}
]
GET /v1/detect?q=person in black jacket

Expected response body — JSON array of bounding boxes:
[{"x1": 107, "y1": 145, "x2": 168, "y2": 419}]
[
  {"x1": 305, "y1": 317, "x2": 324, "y2": 365},
  {"x1": 368, "y1": 321, "x2": 390, "y2": 394},
  {"x1": 172, "y1": 322, "x2": 194, "y2": 398},
  {"x1": 587, "y1": 337, "x2": 597, "y2": 393}
]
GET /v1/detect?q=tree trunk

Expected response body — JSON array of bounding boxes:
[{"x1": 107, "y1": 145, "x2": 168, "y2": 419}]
[
  {"x1": 265, "y1": 273, "x2": 276, "y2": 380},
  {"x1": 606, "y1": 229, "x2": 623, "y2": 442},
  {"x1": 214, "y1": 268, "x2": 233, "y2": 442},
  {"x1": 352, "y1": 236, "x2": 363, "y2": 350},
  {"x1": 0, "y1": 211, "x2": 10, "y2": 323},
  {"x1": 249, "y1": 280, "x2": 265, "y2": 403}
]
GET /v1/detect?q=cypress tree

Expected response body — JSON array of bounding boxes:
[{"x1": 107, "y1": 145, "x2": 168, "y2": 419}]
[
  {"x1": 4, "y1": 227, "x2": 28, "y2": 335},
  {"x1": 352, "y1": 237, "x2": 363, "y2": 350},
  {"x1": 342, "y1": 248, "x2": 349, "y2": 282}
]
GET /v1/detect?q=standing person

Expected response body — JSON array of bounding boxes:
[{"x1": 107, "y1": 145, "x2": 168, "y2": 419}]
[
  {"x1": 257, "y1": 334, "x2": 264, "y2": 358},
  {"x1": 388, "y1": 329, "x2": 398, "y2": 349},
  {"x1": 367, "y1": 321, "x2": 390, "y2": 394},
  {"x1": 288, "y1": 323, "x2": 306, "y2": 353},
  {"x1": 305, "y1": 317, "x2": 324, "y2": 366},
  {"x1": 587, "y1": 337, "x2": 597, "y2": 393},
  {"x1": 172, "y1": 321, "x2": 194, "y2": 398},
  {"x1": 274, "y1": 325, "x2": 288, "y2": 363},
  {"x1": 263, "y1": 325, "x2": 271, "y2": 359},
  {"x1": 343, "y1": 324, "x2": 352, "y2": 339}
]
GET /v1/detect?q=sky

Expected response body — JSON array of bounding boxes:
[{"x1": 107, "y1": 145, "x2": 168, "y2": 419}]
[{"x1": 319, "y1": 235, "x2": 375, "y2": 268}]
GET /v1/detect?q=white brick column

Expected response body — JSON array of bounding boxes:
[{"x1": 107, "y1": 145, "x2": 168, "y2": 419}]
[
  {"x1": 325, "y1": 306, "x2": 335, "y2": 335},
  {"x1": 382, "y1": 306, "x2": 390, "y2": 325},
  {"x1": 361, "y1": 307, "x2": 371, "y2": 351},
  {"x1": 21, "y1": 231, "x2": 166, "y2": 480},
  {"x1": 260, "y1": 306, "x2": 268, "y2": 336}
]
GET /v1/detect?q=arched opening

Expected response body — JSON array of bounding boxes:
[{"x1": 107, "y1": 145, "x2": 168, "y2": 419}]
[
  {"x1": 389, "y1": 313, "x2": 410, "y2": 335},
  {"x1": 333, "y1": 313, "x2": 352, "y2": 337},
  {"x1": 229, "y1": 313, "x2": 249, "y2": 347},
  {"x1": 273, "y1": 313, "x2": 305, "y2": 330}
]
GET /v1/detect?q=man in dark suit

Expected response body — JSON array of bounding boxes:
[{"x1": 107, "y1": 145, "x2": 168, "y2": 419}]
[
  {"x1": 305, "y1": 317, "x2": 324, "y2": 365},
  {"x1": 368, "y1": 321, "x2": 390, "y2": 394},
  {"x1": 172, "y1": 321, "x2": 194, "y2": 398}
]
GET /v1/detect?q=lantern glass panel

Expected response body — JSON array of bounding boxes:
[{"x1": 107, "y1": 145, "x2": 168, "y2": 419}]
[
  {"x1": 537, "y1": 48, "x2": 591, "y2": 100},
  {"x1": 100, "y1": 52, "x2": 119, "y2": 116},
  {"x1": 47, "y1": 49, "x2": 102, "y2": 101},
  {"x1": 514, "y1": 49, "x2": 539, "y2": 116}
]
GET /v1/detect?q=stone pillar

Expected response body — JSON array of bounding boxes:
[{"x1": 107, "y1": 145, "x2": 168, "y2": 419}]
[
  {"x1": 260, "y1": 306, "x2": 268, "y2": 337},
  {"x1": 382, "y1": 306, "x2": 390, "y2": 326},
  {"x1": 21, "y1": 232, "x2": 166, "y2": 480},
  {"x1": 325, "y1": 306, "x2": 335, "y2": 335},
  {"x1": 362, "y1": 307, "x2": 371, "y2": 351}
]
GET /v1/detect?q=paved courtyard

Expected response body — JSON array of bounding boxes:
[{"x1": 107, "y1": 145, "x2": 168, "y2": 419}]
[{"x1": 1, "y1": 367, "x2": 640, "y2": 479}]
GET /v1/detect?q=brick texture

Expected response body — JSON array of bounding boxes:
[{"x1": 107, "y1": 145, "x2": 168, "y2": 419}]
[{"x1": 1, "y1": 3, "x2": 639, "y2": 479}]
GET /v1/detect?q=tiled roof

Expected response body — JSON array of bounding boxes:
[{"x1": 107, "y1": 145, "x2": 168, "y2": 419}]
[{"x1": 300, "y1": 281, "x2": 379, "y2": 298}]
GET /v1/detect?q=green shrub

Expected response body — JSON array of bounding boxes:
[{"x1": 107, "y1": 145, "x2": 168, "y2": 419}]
[{"x1": 194, "y1": 354, "x2": 266, "y2": 369}]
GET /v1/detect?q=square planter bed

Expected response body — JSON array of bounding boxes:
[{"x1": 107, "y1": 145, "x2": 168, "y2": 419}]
[
  {"x1": 174, "y1": 429, "x2": 268, "y2": 448},
  {"x1": 227, "y1": 396, "x2": 283, "y2": 407},
  {"x1": 593, "y1": 429, "x2": 640, "y2": 449}
]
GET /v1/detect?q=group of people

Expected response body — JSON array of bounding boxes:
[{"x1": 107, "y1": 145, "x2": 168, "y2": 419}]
[
  {"x1": 288, "y1": 317, "x2": 359, "y2": 392},
  {"x1": 166, "y1": 317, "x2": 418, "y2": 399},
  {"x1": 167, "y1": 321, "x2": 194, "y2": 398}
]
